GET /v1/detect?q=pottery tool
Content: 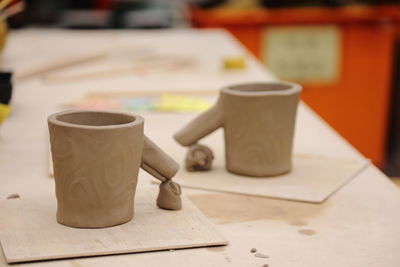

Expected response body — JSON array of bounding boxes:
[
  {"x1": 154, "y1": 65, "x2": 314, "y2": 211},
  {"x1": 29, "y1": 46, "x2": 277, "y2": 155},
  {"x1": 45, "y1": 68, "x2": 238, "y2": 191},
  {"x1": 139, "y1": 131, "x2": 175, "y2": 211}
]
[
  {"x1": 15, "y1": 50, "x2": 108, "y2": 81},
  {"x1": 42, "y1": 55, "x2": 196, "y2": 84},
  {"x1": 0, "y1": 72, "x2": 12, "y2": 124},
  {"x1": 0, "y1": 188, "x2": 228, "y2": 263}
]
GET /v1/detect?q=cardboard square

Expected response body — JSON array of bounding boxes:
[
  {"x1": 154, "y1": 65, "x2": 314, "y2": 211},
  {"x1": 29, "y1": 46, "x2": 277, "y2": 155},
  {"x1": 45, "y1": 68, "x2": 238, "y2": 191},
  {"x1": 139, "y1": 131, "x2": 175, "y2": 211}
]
[
  {"x1": 0, "y1": 189, "x2": 228, "y2": 263},
  {"x1": 173, "y1": 154, "x2": 369, "y2": 203}
]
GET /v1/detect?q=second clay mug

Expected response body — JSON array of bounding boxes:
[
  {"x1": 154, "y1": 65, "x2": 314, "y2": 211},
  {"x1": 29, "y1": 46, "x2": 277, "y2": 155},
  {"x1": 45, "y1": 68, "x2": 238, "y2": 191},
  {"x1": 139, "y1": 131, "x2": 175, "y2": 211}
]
[
  {"x1": 174, "y1": 82, "x2": 302, "y2": 177},
  {"x1": 48, "y1": 110, "x2": 181, "y2": 228}
]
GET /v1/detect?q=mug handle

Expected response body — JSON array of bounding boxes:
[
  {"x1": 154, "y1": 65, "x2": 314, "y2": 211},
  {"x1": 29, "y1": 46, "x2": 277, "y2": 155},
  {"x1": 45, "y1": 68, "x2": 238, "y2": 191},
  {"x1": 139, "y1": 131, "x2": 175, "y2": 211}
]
[
  {"x1": 173, "y1": 99, "x2": 223, "y2": 146},
  {"x1": 140, "y1": 135, "x2": 182, "y2": 210},
  {"x1": 141, "y1": 136, "x2": 179, "y2": 182}
]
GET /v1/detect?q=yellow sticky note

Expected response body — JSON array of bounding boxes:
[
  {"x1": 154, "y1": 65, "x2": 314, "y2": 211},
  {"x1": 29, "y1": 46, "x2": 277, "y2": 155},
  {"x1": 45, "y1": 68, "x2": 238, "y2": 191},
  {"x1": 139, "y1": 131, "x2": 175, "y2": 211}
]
[
  {"x1": 223, "y1": 56, "x2": 246, "y2": 70},
  {"x1": 155, "y1": 94, "x2": 211, "y2": 112},
  {"x1": 0, "y1": 103, "x2": 10, "y2": 124}
]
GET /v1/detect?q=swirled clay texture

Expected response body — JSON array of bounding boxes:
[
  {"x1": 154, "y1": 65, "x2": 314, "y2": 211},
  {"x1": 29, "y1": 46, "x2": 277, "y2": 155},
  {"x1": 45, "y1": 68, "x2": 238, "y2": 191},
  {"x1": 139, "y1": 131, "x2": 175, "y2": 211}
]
[
  {"x1": 222, "y1": 85, "x2": 299, "y2": 176},
  {"x1": 49, "y1": 112, "x2": 144, "y2": 228},
  {"x1": 174, "y1": 82, "x2": 301, "y2": 177}
]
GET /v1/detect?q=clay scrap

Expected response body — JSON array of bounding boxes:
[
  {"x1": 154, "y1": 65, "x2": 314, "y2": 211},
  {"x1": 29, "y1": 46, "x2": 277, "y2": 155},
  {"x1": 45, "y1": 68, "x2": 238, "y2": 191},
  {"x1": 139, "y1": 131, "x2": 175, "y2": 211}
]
[{"x1": 185, "y1": 144, "x2": 214, "y2": 171}]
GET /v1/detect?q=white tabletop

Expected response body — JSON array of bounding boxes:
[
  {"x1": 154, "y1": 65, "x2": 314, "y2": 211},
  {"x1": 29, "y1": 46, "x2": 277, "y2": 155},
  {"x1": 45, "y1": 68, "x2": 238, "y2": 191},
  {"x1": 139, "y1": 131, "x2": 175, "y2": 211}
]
[{"x1": 0, "y1": 29, "x2": 399, "y2": 267}]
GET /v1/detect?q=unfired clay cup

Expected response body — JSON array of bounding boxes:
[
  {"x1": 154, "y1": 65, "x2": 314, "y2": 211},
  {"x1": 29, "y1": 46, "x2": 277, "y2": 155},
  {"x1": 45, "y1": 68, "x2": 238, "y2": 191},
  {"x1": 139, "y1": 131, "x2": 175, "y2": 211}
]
[
  {"x1": 174, "y1": 81, "x2": 302, "y2": 177},
  {"x1": 48, "y1": 110, "x2": 179, "y2": 228}
]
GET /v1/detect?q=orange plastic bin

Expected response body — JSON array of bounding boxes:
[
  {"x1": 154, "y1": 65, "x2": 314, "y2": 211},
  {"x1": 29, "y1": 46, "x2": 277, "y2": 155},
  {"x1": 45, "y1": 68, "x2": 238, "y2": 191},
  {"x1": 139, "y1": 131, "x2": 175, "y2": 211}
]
[{"x1": 192, "y1": 5, "x2": 400, "y2": 167}]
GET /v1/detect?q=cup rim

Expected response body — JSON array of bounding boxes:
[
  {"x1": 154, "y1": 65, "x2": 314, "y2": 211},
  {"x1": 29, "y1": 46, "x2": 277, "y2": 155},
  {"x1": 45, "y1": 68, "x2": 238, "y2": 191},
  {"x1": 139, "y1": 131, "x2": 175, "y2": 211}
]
[
  {"x1": 48, "y1": 109, "x2": 144, "y2": 130},
  {"x1": 221, "y1": 81, "x2": 302, "y2": 97}
]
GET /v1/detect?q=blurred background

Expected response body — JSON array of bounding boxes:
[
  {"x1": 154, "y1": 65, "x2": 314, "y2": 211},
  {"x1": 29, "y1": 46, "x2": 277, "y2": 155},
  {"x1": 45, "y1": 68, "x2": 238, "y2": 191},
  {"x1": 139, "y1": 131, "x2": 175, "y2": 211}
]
[{"x1": 4, "y1": 0, "x2": 400, "y2": 178}]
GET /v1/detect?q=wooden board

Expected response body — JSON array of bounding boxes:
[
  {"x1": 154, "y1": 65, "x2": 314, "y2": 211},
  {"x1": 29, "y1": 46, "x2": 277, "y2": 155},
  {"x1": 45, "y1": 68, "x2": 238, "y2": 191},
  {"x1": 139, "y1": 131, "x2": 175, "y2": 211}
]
[
  {"x1": 139, "y1": 113, "x2": 369, "y2": 203},
  {"x1": 172, "y1": 154, "x2": 369, "y2": 203},
  {"x1": 0, "y1": 188, "x2": 228, "y2": 263}
]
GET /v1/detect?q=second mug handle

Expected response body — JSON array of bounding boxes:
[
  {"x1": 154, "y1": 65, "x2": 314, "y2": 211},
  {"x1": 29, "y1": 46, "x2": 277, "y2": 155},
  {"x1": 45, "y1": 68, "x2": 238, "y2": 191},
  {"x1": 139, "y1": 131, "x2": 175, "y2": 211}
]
[{"x1": 173, "y1": 99, "x2": 223, "y2": 146}]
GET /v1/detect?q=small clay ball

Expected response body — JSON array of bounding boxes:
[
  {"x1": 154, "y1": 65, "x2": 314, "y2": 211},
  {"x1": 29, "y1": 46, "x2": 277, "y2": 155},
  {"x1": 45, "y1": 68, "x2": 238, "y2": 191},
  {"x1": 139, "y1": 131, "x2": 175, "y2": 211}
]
[
  {"x1": 157, "y1": 180, "x2": 182, "y2": 210},
  {"x1": 185, "y1": 144, "x2": 214, "y2": 172},
  {"x1": 250, "y1": 248, "x2": 257, "y2": 253}
]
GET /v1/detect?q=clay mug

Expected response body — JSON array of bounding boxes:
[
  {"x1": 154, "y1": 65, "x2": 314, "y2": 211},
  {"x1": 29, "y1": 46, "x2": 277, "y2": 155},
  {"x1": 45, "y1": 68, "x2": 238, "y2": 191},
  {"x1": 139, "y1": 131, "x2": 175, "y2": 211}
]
[
  {"x1": 48, "y1": 110, "x2": 181, "y2": 228},
  {"x1": 174, "y1": 82, "x2": 302, "y2": 177}
]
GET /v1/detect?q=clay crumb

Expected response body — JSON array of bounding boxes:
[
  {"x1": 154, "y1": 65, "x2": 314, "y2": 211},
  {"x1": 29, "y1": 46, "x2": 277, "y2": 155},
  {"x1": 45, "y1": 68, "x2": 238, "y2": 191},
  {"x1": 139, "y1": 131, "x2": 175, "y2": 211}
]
[
  {"x1": 250, "y1": 248, "x2": 257, "y2": 253},
  {"x1": 262, "y1": 264, "x2": 269, "y2": 267},
  {"x1": 255, "y1": 253, "x2": 269, "y2": 259},
  {"x1": 7, "y1": 194, "x2": 20, "y2": 199},
  {"x1": 225, "y1": 256, "x2": 232, "y2": 263},
  {"x1": 298, "y1": 229, "x2": 316, "y2": 236}
]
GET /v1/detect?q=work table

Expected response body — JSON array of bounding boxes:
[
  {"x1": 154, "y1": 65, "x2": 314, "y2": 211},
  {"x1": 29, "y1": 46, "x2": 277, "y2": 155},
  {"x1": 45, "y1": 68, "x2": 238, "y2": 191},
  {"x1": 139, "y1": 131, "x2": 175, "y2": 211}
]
[{"x1": 0, "y1": 29, "x2": 399, "y2": 267}]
